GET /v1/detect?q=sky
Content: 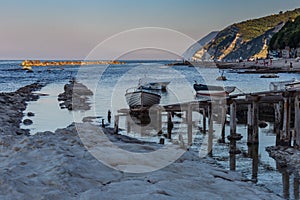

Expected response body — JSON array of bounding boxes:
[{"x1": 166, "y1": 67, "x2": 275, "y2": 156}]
[{"x1": 0, "y1": 0, "x2": 300, "y2": 59}]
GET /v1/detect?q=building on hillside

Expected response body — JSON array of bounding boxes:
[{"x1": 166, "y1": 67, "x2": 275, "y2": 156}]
[
  {"x1": 281, "y1": 47, "x2": 290, "y2": 59},
  {"x1": 296, "y1": 47, "x2": 300, "y2": 58}
]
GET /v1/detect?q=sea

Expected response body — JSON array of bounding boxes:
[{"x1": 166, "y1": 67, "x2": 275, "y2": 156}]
[{"x1": 0, "y1": 60, "x2": 299, "y2": 199}]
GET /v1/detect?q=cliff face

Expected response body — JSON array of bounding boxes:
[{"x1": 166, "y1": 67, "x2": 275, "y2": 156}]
[{"x1": 192, "y1": 8, "x2": 300, "y2": 61}]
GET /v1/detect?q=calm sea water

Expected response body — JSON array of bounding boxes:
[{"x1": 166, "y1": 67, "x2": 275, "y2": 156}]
[{"x1": 1, "y1": 60, "x2": 299, "y2": 199}]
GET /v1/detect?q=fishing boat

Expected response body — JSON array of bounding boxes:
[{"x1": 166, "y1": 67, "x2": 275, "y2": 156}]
[
  {"x1": 138, "y1": 78, "x2": 170, "y2": 91},
  {"x1": 270, "y1": 78, "x2": 300, "y2": 91},
  {"x1": 194, "y1": 81, "x2": 236, "y2": 97},
  {"x1": 285, "y1": 80, "x2": 300, "y2": 90},
  {"x1": 260, "y1": 74, "x2": 279, "y2": 78},
  {"x1": 125, "y1": 87, "x2": 161, "y2": 109}
]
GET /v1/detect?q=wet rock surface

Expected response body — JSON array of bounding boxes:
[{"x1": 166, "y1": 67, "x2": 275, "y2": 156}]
[
  {"x1": 0, "y1": 123, "x2": 283, "y2": 200},
  {"x1": 58, "y1": 79, "x2": 93, "y2": 111},
  {"x1": 0, "y1": 82, "x2": 44, "y2": 135},
  {"x1": 266, "y1": 146, "x2": 300, "y2": 176}
]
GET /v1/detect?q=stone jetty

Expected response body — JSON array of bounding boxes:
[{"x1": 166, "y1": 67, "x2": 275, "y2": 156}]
[{"x1": 21, "y1": 60, "x2": 124, "y2": 67}]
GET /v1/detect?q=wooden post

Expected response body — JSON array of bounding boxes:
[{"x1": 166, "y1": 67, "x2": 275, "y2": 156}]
[
  {"x1": 251, "y1": 144, "x2": 259, "y2": 183},
  {"x1": 157, "y1": 107, "x2": 162, "y2": 135},
  {"x1": 208, "y1": 104, "x2": 213, "y2": 157},
  {"x1": 187, "y1": 104, "x2": 193, "y2": 146},
  {"x1": 294, "y1": 95, "x2": 300, "y2": 148},
  {"x1": 202, "y1": 109, "x2": 206, "y2": 134},
  {"x1": 229, "y1": 153, "x2": 236, "y2": 171},
  {"x1": 274, "y1": 102, "x2": 283, "y2": 146},
  {"x1": 247, "y1": 103, "x2": 253, "y2": 144},
  {"x1": 167, "y1": 112, "x2": 173, "y2": 139},
  {"x1": 294, "y1": 177, "x2": 299, "y2": 200},
  {"x1": 282, "y1": 97, "x2": 291, "y2": 146},
  {"x1": 220, "y1": 105, "x2": 226, "y2": 143},
  {"x1": 282, "y1": 171, "x2": 290, "y2": 199},
  {"x1": 252, "y1": 101, "x2": 259, "y2": 144},
  {"x1": 114, "y1": 115, "x2": 119, "y2": 134},
  {"x1": 107, "y1": 110, "x2": 111, "y2": 124},
  {"x1": 126, "y1": 115, "x2": 131, "y2": 133},
  {"x1": 230, "y1": 101, "x2": 237, "y2": 136}
]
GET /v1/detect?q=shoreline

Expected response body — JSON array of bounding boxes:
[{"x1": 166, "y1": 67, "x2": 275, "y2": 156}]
[
  {"x1": 0, "y1": 82, "x2": 284, "y2": 199},
  {"x1": 0, "y1": 82, "x2": 45, "y2": 136}
]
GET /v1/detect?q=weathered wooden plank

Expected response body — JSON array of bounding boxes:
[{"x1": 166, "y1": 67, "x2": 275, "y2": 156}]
[
  {"x1": 295, "y1": 95, "x2": 300, "y2": 147},
  {"x1": 230, "y1": 101, "x2": 237, "y2": 136},
  {"x1": 247, "y1": 103, "x2": 253, "y2": 144},
  {"x1": 252, "y1": 101, "x2": 259, "y2": 144}
]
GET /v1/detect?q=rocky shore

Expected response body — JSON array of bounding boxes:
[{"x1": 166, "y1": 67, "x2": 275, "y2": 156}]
[
  {"x1": 0, "y1": 82, "x2": 45, "y2": 136},
  {"x1": 0, "y1": 83, "x2": 284, "y2": 199}
]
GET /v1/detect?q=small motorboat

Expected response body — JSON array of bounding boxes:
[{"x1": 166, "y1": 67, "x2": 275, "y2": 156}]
[
  {"x1": 260, "y1": 74, "x2": 279, "y2": 78},
  {"x1": 285, "y1": 80, "x2": 300, "y2": 90},
  {"x1": 125, "y1": 87, "x2": 161, "y2": 109},
  {"x1": 138, "y1": 78, "x2": 170, "y2": 91},
  {"x1": 270, "y1": 78, "x2": 300, "y2": 91},
  {"x1": 194, "y1": 81, "x2": 236, "y2": 97}
]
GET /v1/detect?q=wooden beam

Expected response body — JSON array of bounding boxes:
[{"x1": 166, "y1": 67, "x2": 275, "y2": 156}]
[
  {"x1": 282, "y1": 97, "x2": 291, "y2": 146},
  {"x1": 252, "y1": 101, "x2": 259, "y2": 144},
  {"x1": 247, "y1": 103, "x2": 253, "y2": 144},
  {"x1": 114, "y1": 115, "x2": 119, "y2": 134},
  {"x1": 208, "y1": 105, "x2": 213, "y2": 157},
  {"x1": 187, "y1": 104, "x2": 193, "y2": 146},
  {"x1": 230, "y1": 101, "x2": 237, "y2": 136},
  {"x1": 295, "y1": 95, "x2": 300, "y2": 148}
]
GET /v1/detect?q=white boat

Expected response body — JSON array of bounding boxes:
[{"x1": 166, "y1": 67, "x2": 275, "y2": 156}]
[
  {"x1": 194, "y1": 82, "x2": 236, "y2": 97},
  {"x1": 269, "y1": 78, "x2": 300, "y2": 91},
  {"x1": 138, "y1": 78, "x2": 170, "y2": 91},
  {"x1": 125, "y1": 87, "x2": 161, "y2": 109},
  {"x1": 285, "y1": 80, "x2": 300, "y2": 90}
]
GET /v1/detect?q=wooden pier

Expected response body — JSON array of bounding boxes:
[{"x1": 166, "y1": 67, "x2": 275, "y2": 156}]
[{"x1": 113, "y1": 89, "x2": 300, "y2": 151}]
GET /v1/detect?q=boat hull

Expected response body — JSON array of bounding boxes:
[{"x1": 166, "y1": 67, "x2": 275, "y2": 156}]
[
  {"x1": 125, "y1": 90, "x2": 161, "y2": 109},
  {"x1": 194, "y1": 84, "x2": 235, "y2": 97}
]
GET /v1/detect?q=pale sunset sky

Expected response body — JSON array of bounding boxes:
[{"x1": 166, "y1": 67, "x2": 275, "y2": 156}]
[{"x1": 0, "y1": 0, "x2": 300, "y2": 59}]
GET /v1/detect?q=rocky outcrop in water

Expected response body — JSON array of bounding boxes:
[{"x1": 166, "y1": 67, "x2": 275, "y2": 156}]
[
  {"x1": 21, "y1": 60, "x2": 124, "y2": 67},
  {"x1": 58, "y1": 79, "x2": 93, "y2": 111}
]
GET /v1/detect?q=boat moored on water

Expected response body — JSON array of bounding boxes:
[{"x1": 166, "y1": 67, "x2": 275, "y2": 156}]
[
  {"x1": 138, "y1": 78, "x2": 170, "y2": 91},
  {"x1": 125, "y1": 87, "x2": 161, "y2": 109},
  {"x1": 285, "y1": 80, "x2": 300, "y2": 90},
  {"x1": 193, "y1": 81, "x2": 236, "y2": 97},
  {"x1": 270, "y1": 78, "x2": 300, "y2": 91}
]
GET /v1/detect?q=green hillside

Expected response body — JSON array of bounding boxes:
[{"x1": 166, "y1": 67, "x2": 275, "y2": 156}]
[
  {"x1": 193, "y1": 8, "x2": 300, "y2": 60},
  {"x1": 236, "y1": 9, "x2": 300, "y2": 42},
  {"x1": 269, "y1": 15, "x2": 300, "y2": 50}
]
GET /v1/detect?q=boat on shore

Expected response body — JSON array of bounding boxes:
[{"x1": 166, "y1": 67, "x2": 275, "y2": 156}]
[
  {"x1": 125, "y1": 87, "x2": 161, "y2": 109},
  {"x1": 194, "y1": 81, "x2": 236, "y2": 97}
]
